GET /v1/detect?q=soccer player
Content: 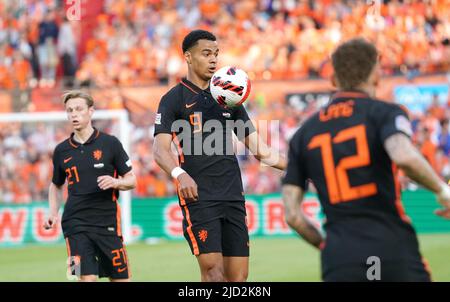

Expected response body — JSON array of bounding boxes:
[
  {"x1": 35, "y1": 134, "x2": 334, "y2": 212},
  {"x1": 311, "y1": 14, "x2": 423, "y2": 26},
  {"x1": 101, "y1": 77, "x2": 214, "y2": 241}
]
[
  {"x1": 44, "y1": 91, "x2": 136, "y2": 282},
  {"x1": 282, "y1": 38, "x2": 450, "y2": 282},
  {"x1": 153, "y1": 30, "x2": 286, "y2": 282}
]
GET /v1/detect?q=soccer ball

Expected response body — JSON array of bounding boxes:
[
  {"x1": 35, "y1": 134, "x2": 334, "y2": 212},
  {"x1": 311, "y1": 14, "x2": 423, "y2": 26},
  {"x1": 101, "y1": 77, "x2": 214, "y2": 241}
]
[{"x1": 210, "y1": 66, "x2": 251, "y2": 108}]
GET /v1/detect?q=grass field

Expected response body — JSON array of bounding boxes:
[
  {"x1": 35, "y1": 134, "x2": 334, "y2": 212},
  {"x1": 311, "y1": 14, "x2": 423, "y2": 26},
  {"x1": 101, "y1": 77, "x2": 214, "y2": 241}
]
[{"x1": 1, "y1": 234, "x2": 450, "y2": 282}]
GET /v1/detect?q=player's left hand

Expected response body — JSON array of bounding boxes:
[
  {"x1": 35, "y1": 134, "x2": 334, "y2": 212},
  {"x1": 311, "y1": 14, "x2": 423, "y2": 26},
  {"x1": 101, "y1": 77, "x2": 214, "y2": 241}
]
[{"x1": 97, "y1": 175, "x2": 119, "y2": 190}]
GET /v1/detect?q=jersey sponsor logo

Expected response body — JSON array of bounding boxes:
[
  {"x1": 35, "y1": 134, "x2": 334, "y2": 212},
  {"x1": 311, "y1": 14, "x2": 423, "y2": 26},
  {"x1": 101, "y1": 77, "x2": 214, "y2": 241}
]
[
  {"x1": 94, "y1": 163, "x2": 104, "y2": 169},
  {"x1": 395, "y1": 115, "x2": 412, "y2": 137},
  {"x1": 155, "y1": 113, "x2": 161, "y2": 125},
  {"x1": 185, "y1": 102, "x2": 197, "y2": 109},
  {"x1": 63, "y1": 157, "x2": 73, "y2": 164},
  {"x1": 198, "y1": 229, "x2": 208, "y2": 242},
  {"x1": 126, "y1": 159, "x2": 132, "y2": 167},
  {"x1": 93, "y1": 150, "x2": 102, "y2": 161}
]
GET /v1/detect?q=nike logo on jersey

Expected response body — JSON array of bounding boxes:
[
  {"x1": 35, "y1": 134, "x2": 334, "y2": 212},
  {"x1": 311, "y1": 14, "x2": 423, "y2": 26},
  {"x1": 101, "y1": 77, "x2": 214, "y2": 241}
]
[
  {"x1": 118, "y1": 267, "x2": 127, "y2": 273},
  {"x1": 185, "y1": 102, "x2": 197, "y2": 108},
  {"x1": 94, "y1": 163, "x2": 104, "y2": 169},
  {"x1": 64, "y1": 157, "x2": 73, "y2": 163},
  {"x1": 222, "y1": 112, "x2": 231, "y2": 118}
]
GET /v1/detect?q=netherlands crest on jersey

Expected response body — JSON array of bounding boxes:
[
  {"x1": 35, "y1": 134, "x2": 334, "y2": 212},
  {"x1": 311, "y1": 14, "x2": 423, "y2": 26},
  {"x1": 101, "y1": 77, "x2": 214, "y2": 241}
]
[{"x1": 93, "y1": 150, "x2": 102, "y2": 161}]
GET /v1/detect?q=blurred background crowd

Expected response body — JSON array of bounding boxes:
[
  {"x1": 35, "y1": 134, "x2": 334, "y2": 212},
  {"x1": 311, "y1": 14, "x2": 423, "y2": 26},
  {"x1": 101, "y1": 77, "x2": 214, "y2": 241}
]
[
  {"x1": 0, "y1": 0, "x2": 449, "y2": 89},
  {"x1": 0, "y1": 0, "x2": 449, "y2": 203}
]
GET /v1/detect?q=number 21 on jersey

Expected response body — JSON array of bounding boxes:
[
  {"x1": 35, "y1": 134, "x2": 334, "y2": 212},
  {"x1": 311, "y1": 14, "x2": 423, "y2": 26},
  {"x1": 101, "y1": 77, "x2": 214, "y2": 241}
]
[
  {"x1": 65, "y1": 166, "x2": 80, "y2": 185},
  {"x1": 308, "y1": 124, "x2": 378, "y2": 204}
]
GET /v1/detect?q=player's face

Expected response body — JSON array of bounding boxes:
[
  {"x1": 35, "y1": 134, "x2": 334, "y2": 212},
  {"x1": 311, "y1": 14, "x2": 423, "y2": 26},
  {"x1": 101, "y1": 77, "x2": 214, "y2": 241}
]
[
  {"x1": 65, "y1": 97, "x2": 94, "y2": 131},
  {"x1": 186, "y1": 39, "x2": 219, "y2": 81}
]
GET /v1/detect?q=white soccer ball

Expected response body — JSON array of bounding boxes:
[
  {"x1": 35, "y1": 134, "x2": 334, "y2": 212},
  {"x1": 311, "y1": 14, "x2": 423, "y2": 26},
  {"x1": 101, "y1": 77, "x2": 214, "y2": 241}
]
[{"x1": 210, "y1": 66, "x2": 251, "y2": 108}]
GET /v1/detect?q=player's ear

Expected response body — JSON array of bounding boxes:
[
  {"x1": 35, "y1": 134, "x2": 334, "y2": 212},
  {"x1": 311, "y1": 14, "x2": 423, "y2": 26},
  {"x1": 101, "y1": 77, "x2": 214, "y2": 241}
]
[
  {"x1": 331, "y1": 73, "x2": 337, "y2": 88},
  {"x1": 184, "y1": 51, "x2": 192, "y2": 65},
  {"x1": 375, "y1": 64, "x2": 381, "y2": 87},
  {"x1": 370, "y1": 62, "x2": 381, "y2": 87}
]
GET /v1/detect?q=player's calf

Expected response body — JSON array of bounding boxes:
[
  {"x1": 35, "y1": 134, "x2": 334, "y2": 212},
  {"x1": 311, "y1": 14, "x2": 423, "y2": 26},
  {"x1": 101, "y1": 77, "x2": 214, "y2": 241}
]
[
  {"x1": 224, "y1": 257, "x2": 249, "y2": 282},
  {"x1": 197, "y1": 253, "x2": 225, "y2": 282},
  {"x1": 202, "y1": 266, "x2": 225, "y2": 282}
]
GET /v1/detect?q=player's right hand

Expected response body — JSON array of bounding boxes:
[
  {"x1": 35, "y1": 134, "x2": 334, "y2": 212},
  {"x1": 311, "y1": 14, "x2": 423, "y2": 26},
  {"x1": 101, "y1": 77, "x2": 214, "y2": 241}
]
[
  {"x1": 437, "y1": 183, "x2": 450, "y2": 206},
  {"x1": 43, "y1": 215, "x2": 58, "y2": 230},
  {"x1": 435, "y1": 183, "x2": 450, "y2": 219},
  {"x1": 177, "y1": 173, "x2": 198, "y2": 202}
]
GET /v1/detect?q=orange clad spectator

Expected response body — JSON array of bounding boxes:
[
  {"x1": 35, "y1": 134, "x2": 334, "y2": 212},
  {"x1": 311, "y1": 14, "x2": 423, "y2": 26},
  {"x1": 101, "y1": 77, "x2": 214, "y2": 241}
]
[
  {"x1": 0, "y1": 65, "x2": 14, "y2": 89},
  {"x1": 153, "y1": 177, "x2": 168, "y2": 197},
  {"x1": 13, "y1": 53, "x2": 32, "y2": 89},
  {"x1": 27, "y1": 21, "x2": 40, "y2": 45},
  {"x1": 136, "y1": 174, "x2": 155, "y2": 196},
  {"x1": 199, "y1": 0, "x2": 220, "y2": 21},
  {"x1": 129, "y1": 47, "x2": 146, "y2": 71}
]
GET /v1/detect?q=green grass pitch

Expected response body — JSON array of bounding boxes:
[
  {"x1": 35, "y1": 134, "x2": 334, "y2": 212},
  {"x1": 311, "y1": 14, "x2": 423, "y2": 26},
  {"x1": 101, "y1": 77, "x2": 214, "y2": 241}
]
[{"x1": 1, "y1": 234, "x2": 450, "y2": 281}]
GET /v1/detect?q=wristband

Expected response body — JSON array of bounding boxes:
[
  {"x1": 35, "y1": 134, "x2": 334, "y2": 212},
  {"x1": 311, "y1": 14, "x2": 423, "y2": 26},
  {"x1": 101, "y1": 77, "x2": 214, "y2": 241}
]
[
  {"x1": 438, "y1": 183, "x2": 450, "y2": 198},
  {"x1": 171, "y1": 167, "x2": 186, "y2": 179}
]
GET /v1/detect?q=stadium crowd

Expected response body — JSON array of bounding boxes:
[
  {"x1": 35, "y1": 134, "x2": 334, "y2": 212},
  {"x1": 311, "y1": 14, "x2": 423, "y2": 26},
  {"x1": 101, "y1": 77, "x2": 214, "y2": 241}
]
[
  {"x1": 0, "y1": 0, "x2": 449, "y2": 90},
  {"x1": 0, "y1": 0, "x2": 449, "y2": 203},
  {"x1": 1, "y1": 93, "x2": 450, "y2": 203}
]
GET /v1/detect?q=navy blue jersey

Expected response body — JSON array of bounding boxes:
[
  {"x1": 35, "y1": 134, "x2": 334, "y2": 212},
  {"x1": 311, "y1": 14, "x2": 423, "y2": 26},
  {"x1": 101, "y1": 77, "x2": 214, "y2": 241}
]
[
  {"x1": 283, "y1": 91, "x2": 423, "y2": 273},
  {"x1": 52, "y1": 129, "x2": 132, "y2": 237},
  {"x1": 154, "y1": 78, "x2": 255, "y2": 204}
]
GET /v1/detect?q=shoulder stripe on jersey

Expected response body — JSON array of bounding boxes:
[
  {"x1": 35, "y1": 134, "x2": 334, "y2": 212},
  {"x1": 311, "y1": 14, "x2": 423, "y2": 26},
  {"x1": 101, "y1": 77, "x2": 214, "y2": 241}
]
[{"x1": 180, "y1": 80, "x2": 199, "y2": 95}]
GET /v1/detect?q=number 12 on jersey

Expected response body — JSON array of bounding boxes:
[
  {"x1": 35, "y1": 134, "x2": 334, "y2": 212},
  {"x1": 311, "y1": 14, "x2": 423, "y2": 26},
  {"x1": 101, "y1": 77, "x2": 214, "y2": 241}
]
[{"x1": 308, "y1": 124, "x2": 378, "y2": 204}]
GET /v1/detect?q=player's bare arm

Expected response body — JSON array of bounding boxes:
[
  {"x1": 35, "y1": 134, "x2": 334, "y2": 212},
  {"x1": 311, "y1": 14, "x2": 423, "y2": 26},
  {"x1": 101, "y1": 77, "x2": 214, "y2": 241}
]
[
  {"x1": 384, "y1": 133, "x2": 450, "y2": 215},
  {"x1": 154, "y1": 133, "x2": 198, "y2": 201},
  {"x1": 44, "y1": 182, "x2": 64, "y2": 229},
  {"x1": 243, "y1": 131, "x2": 287, "y2": 170},
  {"x1": 282, "y1": 184, "x2": 324, "y2": 248},
  {"x1": 97, "y1": 170, "x2": 137, "y2": 191}
]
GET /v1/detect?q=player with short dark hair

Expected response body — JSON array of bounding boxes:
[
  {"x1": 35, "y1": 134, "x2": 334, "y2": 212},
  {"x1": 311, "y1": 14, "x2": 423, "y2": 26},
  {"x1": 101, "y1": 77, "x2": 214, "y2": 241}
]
[
  {"x1": 153, "y1": 29, "x2": 286, "y2": 282},
  {"x1": 181, "y1": 29, "x2": 217, "y2": 54},
  {"x1": 44, "y1": 90, "x2": 137, "y2": 282},
  {"x1": 282, "y1": 38, "x2": 450, "y2": 281}
]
